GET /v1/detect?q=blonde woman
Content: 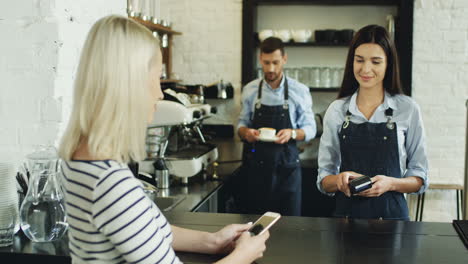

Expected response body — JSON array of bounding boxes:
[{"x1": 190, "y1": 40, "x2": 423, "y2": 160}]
[{"x1": 59, "y1": 15, "x2": 269, "y2": 264}]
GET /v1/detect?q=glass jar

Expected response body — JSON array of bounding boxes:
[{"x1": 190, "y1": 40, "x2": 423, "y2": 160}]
[{"x1": 19, "y1": 146, "x2": 68, "y2": 242}]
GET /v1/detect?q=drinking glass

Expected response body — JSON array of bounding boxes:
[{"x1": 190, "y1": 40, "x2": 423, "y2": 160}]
[
  {"x1": 299, "y1": 67, "x2": 309, "y2": 86},
  {"x1": 0, "y1": 214, "x2": 14, "y2": 247},
  {"x1": 331, "y1": 67, "x2": 341, "y2": 88},
  {"x1": 0, "y1": 160, "x2": 17, "y2": 247},
  {"x1": 320, "y1": 67, "x2": 331, "y2": 88},
  {"x1": 309, "y1": 67, "x2": 320, "y2": 88},
  {"x1": 257, "y1": 68, "x2": 263, "y2": 79},
  {"x1": 292, "y1": 67, "x2": 300, "y2": 80},
  {"x1": 339, "y1": 67, "x2": 345, "y2": 85}
]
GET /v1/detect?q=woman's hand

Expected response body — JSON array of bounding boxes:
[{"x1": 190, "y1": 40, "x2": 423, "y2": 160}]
[
  {"x1": 336, "y1": 171, "x2": 363, "y2": 197},
  {"x1": 233, "y1": 231, "x2": 269, "y2": 263},
  {"x1": 357, "y1": 175, "x2": 395, "y2": 197},
  {"x1": 210, "y1": 223, "x2": 253, "y2": 254}
]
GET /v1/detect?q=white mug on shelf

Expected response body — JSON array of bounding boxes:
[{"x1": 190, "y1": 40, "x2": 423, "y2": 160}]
[
  {"x1": 274, "y1": 29, "x2": 291, "y2": 43},
  {"x1": 259, "y1": 29, "x2": 274, "y2": 42},
  {"x1": 291, "y1": 29, "x2": 312, "y2": 43}
]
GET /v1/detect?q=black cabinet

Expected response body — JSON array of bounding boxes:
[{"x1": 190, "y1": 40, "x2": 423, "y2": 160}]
[
  {"x1": 301, "y1": 163, "x2": 335, "y2": 217},
  {"x1": 193, "y1": 191, "x2": 220, "y2": 213},
  {"x1": 242, "y1": 0, "x2": 414, "y2": 95},
  {"x1": 219, "y1": 163, "x2": 336, "y2": 217}
]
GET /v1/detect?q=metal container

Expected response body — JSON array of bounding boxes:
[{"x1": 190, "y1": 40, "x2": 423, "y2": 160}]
[
  {"x1": 155, "y1": 169, "x2": 170, "y2": 189},
  {"x1": 154, "y1": 158, "x2": 170, "y2": 189}
]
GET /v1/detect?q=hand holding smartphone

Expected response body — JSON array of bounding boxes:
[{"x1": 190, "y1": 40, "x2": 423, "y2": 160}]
[{"x1": 248, "y1": 211, "x2": 281, "y2": 236}]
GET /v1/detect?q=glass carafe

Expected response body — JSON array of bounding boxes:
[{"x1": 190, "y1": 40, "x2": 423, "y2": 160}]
[{"x1": 19, "y1": 146, "x2": 68, "y2": 242}]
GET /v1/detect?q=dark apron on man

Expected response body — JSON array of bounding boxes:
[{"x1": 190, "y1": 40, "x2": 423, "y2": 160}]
[
  {"x1": 334, "y1": 107, "x2": 409, "y2": 220},
  {"x1": 239, "y1": 79, "x2": 301, "y2": 216}
]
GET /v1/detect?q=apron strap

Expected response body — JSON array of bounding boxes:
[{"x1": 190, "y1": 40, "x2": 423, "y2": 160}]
[
  {"x1": 255, "y1": 80, "x2": 263, "y2": 109},
  {"x1": 283, "y1": 77, "x2": 289, "y2": 110},
  {"x1": 343, "y1": 110, "x2": 352, "y2": 129},
  {"x1": 255, "y1": 76, "x2": 289, "y2": 110},
  {"x1": 342, "y1": 108, "x2": 394, "y2": 130},
  {"x1": 385, "y1": 108, "x2": 395, "y2": 129}
]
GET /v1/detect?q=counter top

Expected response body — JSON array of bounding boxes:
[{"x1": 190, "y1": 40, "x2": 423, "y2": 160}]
[
  {"x1": 170, "y1": 212, "x2": 468, "y2": 264},
  {"x1": 2, "y1": 212, "x2": 467, "y2": 263}
]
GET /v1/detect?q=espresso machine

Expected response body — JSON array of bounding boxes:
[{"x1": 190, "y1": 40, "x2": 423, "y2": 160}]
[{"x1": 140, "y1": 97, "x2": 218, "y2": 186}]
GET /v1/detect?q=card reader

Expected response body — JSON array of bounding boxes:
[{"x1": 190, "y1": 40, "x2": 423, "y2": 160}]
[{"x1": 349, "y1": 175, "x2": 373, "y2": 194}]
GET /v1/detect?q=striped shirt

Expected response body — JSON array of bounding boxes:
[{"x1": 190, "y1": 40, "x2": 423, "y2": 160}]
[{"x1": 61, "y1": 160, "x2": 181, "y2": 264}]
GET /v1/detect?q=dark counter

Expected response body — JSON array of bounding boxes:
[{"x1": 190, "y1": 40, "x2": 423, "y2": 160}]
[
  {"x1": 2, "y1": 212, "x2": 467, "y2": 264},
  {"x1": 170, "y1": 212, "x2": 468, "y2": 264}
]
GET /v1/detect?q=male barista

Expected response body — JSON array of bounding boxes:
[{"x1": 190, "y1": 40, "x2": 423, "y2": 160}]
[{"x1": 237, "y1": 37, "x2": 316, "y2": 216}]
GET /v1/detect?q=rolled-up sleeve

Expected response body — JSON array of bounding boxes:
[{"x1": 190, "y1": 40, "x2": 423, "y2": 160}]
[
  {"x1": 237, "y1": 83, "x2": 256, "y2": 130},
  {"x1": 404, "y1": 102, "x2": 429, "y2": 194},
  {"x1": 316, "y1": 102, "x2": 342, "y2": 196},
  {"x1": 295, "y1": 85, "x2": 316, "y2": 141}
]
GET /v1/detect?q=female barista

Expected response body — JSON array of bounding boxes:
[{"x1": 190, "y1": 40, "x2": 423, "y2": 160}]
[{"x1": 317, "y1": 25, "x2": 429, "y2": 220}]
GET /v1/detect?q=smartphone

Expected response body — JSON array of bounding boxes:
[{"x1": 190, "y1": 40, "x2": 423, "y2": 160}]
[{"x1": 248, "y1": 211, "x2": 281, "y2": 236}]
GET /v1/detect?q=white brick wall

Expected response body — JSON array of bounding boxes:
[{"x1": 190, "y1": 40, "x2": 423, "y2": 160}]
[
  {"x1": 411, "y1": 0, "x2": 468, "y2": 222},
  {"x1": 160, "y1": 0, "x2": 243, "y2": 125},
  {"x1": 0, "y1": 0, "x2": 125, "y2": 158}
]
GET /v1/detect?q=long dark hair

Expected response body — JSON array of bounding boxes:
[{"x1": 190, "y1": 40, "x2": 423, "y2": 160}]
[{"x1": 337, "y1": 25, "x2": 403, "y2": 99}]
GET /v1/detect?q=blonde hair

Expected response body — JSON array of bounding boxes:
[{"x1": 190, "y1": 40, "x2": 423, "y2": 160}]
[{"x1": 59, "y1": 15, "x2": 161, "y2": 163}]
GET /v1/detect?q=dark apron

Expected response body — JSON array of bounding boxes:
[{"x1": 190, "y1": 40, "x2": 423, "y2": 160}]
[
  {"x1": 335, "y1": 107, "x2": 409, "y2": 220},
  {"x1": 239, "y1": 79, "x2": 301, "y2": 216}
]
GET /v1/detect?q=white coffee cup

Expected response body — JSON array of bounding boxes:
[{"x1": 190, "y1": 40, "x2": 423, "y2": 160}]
[
  {"x1": 258, "y1": 127, "x2": 276, "y2": 139},
  {"x1": 259, "y1": 29, "x2": 274, "y2": 42},
  {"x1": 274, "y1": 29, "x2": 291, "y2": 42},
  {"x1": 291, "y1": 29, "x2": 312, "y2": 43}
]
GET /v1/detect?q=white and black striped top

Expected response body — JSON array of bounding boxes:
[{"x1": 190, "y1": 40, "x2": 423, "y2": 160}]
[{"x1": 61, "y1": 160, "x2": 181, "y2": 264}]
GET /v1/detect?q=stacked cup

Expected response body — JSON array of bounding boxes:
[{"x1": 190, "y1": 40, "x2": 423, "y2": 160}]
[{"x1": 0, "y1": 161, "x2": 19, "y2": 247}]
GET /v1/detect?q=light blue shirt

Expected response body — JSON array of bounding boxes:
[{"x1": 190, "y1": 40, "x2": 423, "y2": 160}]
[
  {"x1": 238, "y1": 76, "x2": 316, "y2": 141},
  {"x1": 317, "y1": 91, "x2": 429, "y2": 195}
]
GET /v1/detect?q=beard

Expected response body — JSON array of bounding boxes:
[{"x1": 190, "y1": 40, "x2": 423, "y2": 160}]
[{"x1": 264, "y1": 72, "x2": 279, "y2": 82}]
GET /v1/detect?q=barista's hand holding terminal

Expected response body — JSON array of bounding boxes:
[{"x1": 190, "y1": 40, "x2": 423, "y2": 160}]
[{"x1": 317, "y1": 25, "x2": 429, "y2": 220}]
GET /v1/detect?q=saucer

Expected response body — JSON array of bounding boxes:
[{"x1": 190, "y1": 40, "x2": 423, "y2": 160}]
[{"x1": 258, "y1": 135, "x2": 278, "y2": 142}]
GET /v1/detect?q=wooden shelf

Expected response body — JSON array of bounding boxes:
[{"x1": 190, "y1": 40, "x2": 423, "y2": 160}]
[
  {"x1": 310, "y1": 87, "x2": 339, "y2": 92},
  {"x1": 130, "y1": 16, "x2": 183, "y2": 88},
  {"x1": 161, "y1": 79, "x2": 182, "y2": 83},
  {"x1": 130, "y1": 17, "x2": 182, "y2": 35}
]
